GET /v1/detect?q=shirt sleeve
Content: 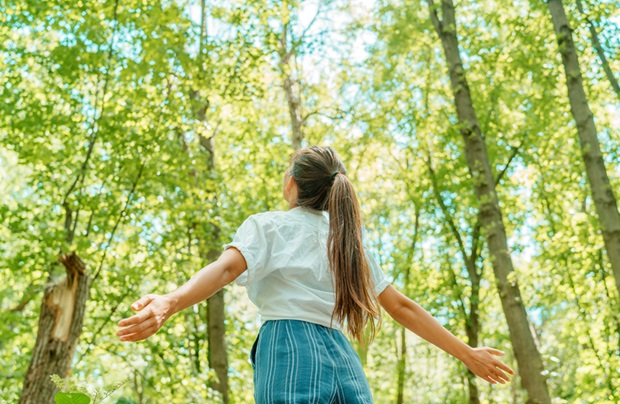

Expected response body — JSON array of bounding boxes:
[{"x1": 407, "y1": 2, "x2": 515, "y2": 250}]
[
  {"x1": 364, "y1": 245, "x2": 391, "y2": 295},
  {"x1": 223, "y1": 215, "x2": 273, "y2": 287}
]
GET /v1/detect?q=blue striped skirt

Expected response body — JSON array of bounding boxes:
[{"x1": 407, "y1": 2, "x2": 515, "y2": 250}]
[{"x1": 250, "y1": 319, "x2": 374, "y2": 403}]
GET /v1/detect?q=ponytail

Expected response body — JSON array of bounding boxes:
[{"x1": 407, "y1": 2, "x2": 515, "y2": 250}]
[
  {"x1": 289, "y1": 145, "x2": 381, "y2": 345},
  {"x1": 327, "y1": 174, "x2": 381, "y2": 345}
]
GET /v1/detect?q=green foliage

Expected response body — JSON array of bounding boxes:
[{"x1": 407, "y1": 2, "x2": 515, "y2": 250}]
[
  {"x1": 51, "y1": 374, "x2": 127, "y2": 404},
  {"x1": 55, "y1": 393, "x2": 91, "y2": 404},
  {"x1": 1, "y1": 0, "x2": 619, "y2": 402}
]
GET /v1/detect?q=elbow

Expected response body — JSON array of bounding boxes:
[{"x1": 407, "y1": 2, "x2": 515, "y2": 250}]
[
  {"x1": 380, "y1": 285, "x2": 416, "y2": 324},
  {"x1": 391, "y1": 298, "x2": 417, "y2": 325},
  {"x1": 217, "y1": 248, "x2": 247, "y2": 286}
]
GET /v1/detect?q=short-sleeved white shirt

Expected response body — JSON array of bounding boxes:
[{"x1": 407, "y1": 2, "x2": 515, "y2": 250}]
[{"x1": 223, "y1": 206, "x2": 391, "y2": 330}]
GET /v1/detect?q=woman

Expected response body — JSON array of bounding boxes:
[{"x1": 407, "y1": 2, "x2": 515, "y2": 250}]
[{"x1": 117, "y1": 146, "x2": 514, "y2": 402}]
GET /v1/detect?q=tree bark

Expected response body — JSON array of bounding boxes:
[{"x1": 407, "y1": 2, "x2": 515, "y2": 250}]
[
  {"x1": 19, "y1": 253, "x2": 90, "y2": 404},
  {"x1": 203, "y1": 174, "x2": 228, "y2": 403},
  {"x1": 207, "y1": 289, "x2": 228, "y2": 404},
  {"x1": 396, "y1": 207, "x2": 419, "y2": 404},
  {"x1": 279, "y1": 25, "x2": 304, "y2": 151},
  {"x1": 19, "y1": 3, "x2": 122, "y2": 399},
  {"x1": 547, "y1": 0, "x2": 620, "y2": 301},
  {"x1": 192, "y1": 2, "x2": 229, "y2": 400},
  {"x1": 396, "y1": 326, "x2": 407, "y2": 404},
  {"x1": 196, "y1": 105, "x2": 229, "y2": 404},
  {"x1": 194, "y1": 105, "x2": 229, "y2": 404},
  {"x1": 575, "y1": 0, "x2": 620, "y2": 100},
  {"x1": 427, "y1": 1, "x2": 551, "y2": 402},
  {"x1": 464, "y1": 259, "x2": 481, "y2": 404},
  {"x1": 427, "y1": 147, "x2": 516, "y2": 404}
]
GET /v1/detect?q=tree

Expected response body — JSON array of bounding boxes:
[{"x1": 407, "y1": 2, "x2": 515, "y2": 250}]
[
  {"x1": 575, "y1": 0, "x2": 620, "y2": 100},
  {"x1": 426, "y1": 0, "x2": 551, "y2": 402},
  {"x1": 18, "y1": 1, "x2": 124, "y2": 401},
  {"x1": 547, "y1": 0, "x2": 620, "y2": 301}
]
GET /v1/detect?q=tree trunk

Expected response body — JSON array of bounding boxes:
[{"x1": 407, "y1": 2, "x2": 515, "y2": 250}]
[
  {"x1": 196, "y1": 113, "x2": 229, "y2": 404},
  {"x1": 396, "y1": 326, "x2": 407, "y2": 404},
  {"x1": 19, "y1": 253, "x2": 90, "y2": 404},
  {"x1": 203, "y1": 185, "x2": 228, "y2": 402},
  {"x1": 464, "y1": 259, "x2": 481, "y2": 404},
  {"x1": 200, "y1": 124, "x2": 229, "y2": 404},
  {"x1": 279, "y1": 25, "x2": 303, "y2": 151},
  {"x1": 192, "y1": 2, "x2": 229, "y2": 399},
  {"x1": 395, "y1": 208, "x2": 420, "y2": 404},
  {"x1": 282, "y1": 73, "x2": 303, "y2": 150},
  {"x1": 20, "y1": 3, "x2": 121, "y2": 399},
  {"x1": 547, "y1": 0, "x2": 620, "y2": 300},
  {"x1": 427, "y1": 150, "x2": 500, "y2": 404},
  {"x1": 575, "y1": 0, "x2": 620, "y2": 100},
  {"x1": 427, "y1": 1, "x2": 551, "y2": 402},
  {"x1": 207, "y1": 289, "x2": 228, "y2": 403}
]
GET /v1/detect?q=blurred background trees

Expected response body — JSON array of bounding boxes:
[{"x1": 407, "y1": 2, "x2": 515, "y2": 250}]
[{"x1": 1, "y1": 0, "x2": 619, "y2": 402}]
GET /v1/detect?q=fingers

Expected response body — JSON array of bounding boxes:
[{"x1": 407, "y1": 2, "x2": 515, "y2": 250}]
[
  {"x1": 481, "y1": 371, "x2": 505, "y2": 385},
  {"x1": 131, "y1": 294, "x2": 158, "y2": 311},
  {"x1": 483, "y1": 347, "x2": 516, "y2": 383},
  {"x1": 480, "y1": 373, "x2": 500, "y2": 385},
  {"x1": 118, "y1": 308, "x2": 152, "y2": 327},
  {"x1": 493, "y1": 369, "x2": 511, "y2": 383},
  {"x1": 117, "y1": 316, "x2": 156, "y2": 339},
  {"x1": 495, "y1": 360, "x2": 516, "y2": 375},
  {"x1": 119, "y1": 323, "x2": 159, "y2": 342},
  {"x1": 487, "y1": 348, "x2": 505, "y2": 356}
]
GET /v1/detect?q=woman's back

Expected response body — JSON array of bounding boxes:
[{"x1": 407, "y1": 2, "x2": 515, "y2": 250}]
[{"x1": 225, "y1": 206, "x2": 390, "y2": 330}]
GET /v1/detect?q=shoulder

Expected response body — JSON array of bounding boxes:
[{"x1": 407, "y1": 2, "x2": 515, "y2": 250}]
[
  {"x1": 246, "y1": 210, "x2": 288, "y2": 225},
  {"x1": 241, "y1": 210, "x2": 290, "y2": 233}
]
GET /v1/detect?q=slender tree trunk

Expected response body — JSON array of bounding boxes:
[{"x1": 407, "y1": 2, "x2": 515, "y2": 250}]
[
  {"x1": 203, "y1": 181, "x2": 228, "y2": 402},
  {"x1": 464, "y1": 259, "x2": 481, "y2": 404},
  {"x1": 194, "y1": 104, "x2": 229, "y2": 404},
  {"x1": 283, "y1": 73, "x2": 303, "y2": 150},
  {"x1": 192, "y1": 3, "x2": 229, "y2": 400},
  {"x1": 396, "y1": 326, "x2": 407, "y2": 404},
  {"x1": 207, "y1": 289, "x2": 228, "y2": 403},
  {"x1": 396, "y1": 207, "x2": 420, "y2": 404},
  {"x1": 427, "y1": 148, "x2": 509, "y2": 404},
  {"x1": 575, "y1": 0, "x2": 620, "y2": 100},
  {"x1": 548, "y1": 0, "x2": 620, "y2": 300},
  {"x1": 427, "y1": 1, "x2": 551, "y2": 402},
  {"x1": 395, "y1": 256, "x2": 411, "y2": 404},
  {"x1": 279, "y1": 25, "x2": 303, "y2": 150},
  {"x1": 19, "y1": 253, "x2": 89, "y2": 404}
]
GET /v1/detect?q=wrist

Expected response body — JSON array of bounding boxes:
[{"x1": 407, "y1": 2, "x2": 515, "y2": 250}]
[
  {"x1": 163, "y1": 292, "x2": 181, "y2": 317},
  {"x1": 457, "y1": 344, "x2": 475, "y2": 364}
]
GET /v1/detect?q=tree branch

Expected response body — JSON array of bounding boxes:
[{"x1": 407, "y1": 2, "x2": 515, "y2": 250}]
[
  {"x1": 92, "y1": 161, "x2": 145, "y2": 282},
  {"x1": 427, "y1": 0, "x2": 443, "y2": 34},
  {"x1": 425, "y1": 148, "x2": 469, "y2": 262}
]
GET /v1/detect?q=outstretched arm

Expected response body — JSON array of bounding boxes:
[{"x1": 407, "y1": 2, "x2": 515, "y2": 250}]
[
  {"x1": 116, "y1": 247, "x2": 247, "y2": 342},
  {"x1": 377, "y1": 285, "x2": 515, "y2": 384}
]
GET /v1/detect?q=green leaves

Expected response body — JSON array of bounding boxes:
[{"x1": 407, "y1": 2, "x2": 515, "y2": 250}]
[
  {"x1": 54, "y1": 393, "x2": 91, "y2": 404},
  {"x1": 2, "y1": 0, "x2": 619, "y2": 402}
]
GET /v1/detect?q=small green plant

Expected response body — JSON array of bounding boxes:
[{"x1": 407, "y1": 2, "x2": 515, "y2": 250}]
[{"x1": 51, "y1": 374, "x2": 129, "y2": 404}]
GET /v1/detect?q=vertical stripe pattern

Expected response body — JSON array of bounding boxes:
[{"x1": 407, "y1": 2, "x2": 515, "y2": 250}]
[{"x1": 251, "y1": 319, "x2": 373, "y2": 403}]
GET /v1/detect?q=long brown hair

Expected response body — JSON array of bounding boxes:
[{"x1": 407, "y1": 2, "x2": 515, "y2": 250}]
[{"x1": 289, "y1": 146, "x2": 381, "y2": 344}]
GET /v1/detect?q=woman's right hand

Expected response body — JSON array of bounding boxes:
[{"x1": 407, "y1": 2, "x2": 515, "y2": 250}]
[{"x1": 116, "y1": 294, "x2": 176, "y2": 342}]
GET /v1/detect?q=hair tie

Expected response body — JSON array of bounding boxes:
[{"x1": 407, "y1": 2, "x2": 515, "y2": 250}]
[{"x1": 330, "y1": 171, "x2": 339, "y2": 181}]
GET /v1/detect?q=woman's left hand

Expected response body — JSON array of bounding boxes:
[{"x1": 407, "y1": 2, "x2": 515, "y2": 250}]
[{"x1": 462, "y1": 347, "x2": 516, "y2": 384}]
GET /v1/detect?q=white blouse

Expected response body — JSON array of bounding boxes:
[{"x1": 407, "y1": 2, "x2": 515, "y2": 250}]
[{"x1": 223, "y1": 205, "x2": 391, "y2": 330}]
